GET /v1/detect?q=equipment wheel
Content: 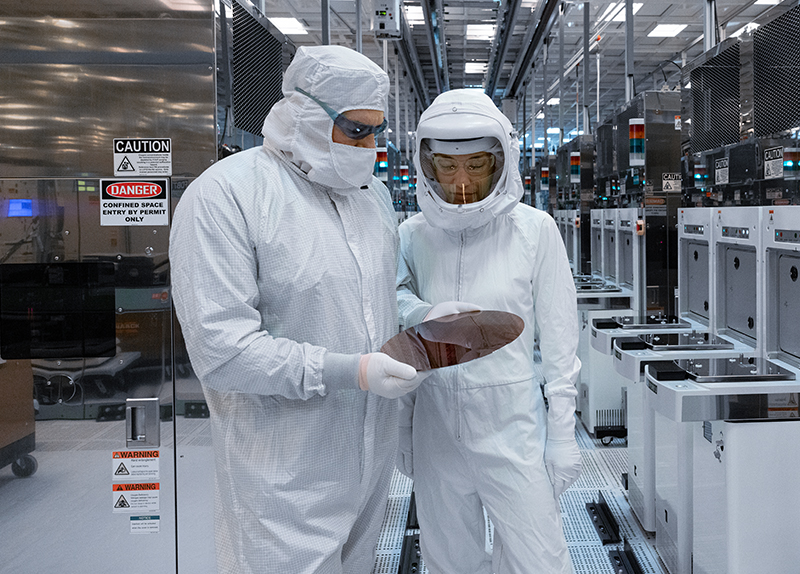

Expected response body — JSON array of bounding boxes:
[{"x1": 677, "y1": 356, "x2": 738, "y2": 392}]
[{"x1": 11, "y1": 454, "x2": 38, "y2": 478}]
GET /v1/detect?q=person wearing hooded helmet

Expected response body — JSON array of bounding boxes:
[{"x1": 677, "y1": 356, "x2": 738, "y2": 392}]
[
  {"x1": 170, "y1": 45, "x2": 428, "y2": 574},
  {"x1": 396, "y1": 89, "x2": 582, "y2": 573}
]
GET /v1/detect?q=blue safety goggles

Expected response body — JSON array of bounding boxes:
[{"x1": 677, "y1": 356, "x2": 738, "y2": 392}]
[{"x1": 295, "y1": 87, "x2": 387, "y2": 140}]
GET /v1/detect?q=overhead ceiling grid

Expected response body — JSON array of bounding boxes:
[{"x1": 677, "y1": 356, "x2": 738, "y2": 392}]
[{"x1": 241, "y1": 0, "x2": 787, "y2": 152}]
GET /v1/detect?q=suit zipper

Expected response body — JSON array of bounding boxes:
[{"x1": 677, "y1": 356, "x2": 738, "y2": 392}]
[{"x1": 456, "y1": 231, "x2": 465, "y2": 442}]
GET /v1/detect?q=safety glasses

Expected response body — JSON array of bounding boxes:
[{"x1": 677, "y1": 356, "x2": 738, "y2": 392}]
[
  {"x1": 295, "y1": 87, "x2": 387, "y2": 140},
  {"x1": 432, "y1": 153, "x2": 496, "y2": 178}
]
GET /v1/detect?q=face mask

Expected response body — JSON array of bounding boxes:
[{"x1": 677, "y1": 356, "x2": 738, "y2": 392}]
[
  {"x1": 328, "y1": 142, "x2": 377, "y2": 189},
  {"x1": 307, "y1": 142, "x2": 377, "y2": 190}
]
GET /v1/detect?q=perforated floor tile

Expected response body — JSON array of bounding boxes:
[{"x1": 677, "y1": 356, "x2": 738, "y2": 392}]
[
  {"x1": 375, "y1": 495, "x2": 411, "y2": 554},
  {"x1": 569, "y1": 450, "x2": 620, "y2": 490}
]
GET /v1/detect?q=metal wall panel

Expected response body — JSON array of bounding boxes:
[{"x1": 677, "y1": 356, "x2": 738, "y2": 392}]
[
  {"x1": 0, "y1": 9, "x2": 216, "y2": 178},
  {"x1": 619, "y1": 230, "x2": 634, "y2": 287},
  {"x1": 685, "y1": 39, "x2": 741, "y2": 155},
  {"x1": 777, "y1": 253, "x2": 800, "y2": 359},
  {"x1": 721, "y1": 245, "x2": 758, "y2": 341},
  {"x1": 754, "y1": 4, "x2": 800, "y2": 138},
  {"x1": 231, "y1": 0, "x2": 287, "y2": 135},
  {"x1": 683, "y1": 239, "x2": 710, "y2": 321}
]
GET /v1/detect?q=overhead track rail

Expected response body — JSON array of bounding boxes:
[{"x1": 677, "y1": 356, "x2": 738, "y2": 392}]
[{"x1": 503, "y1": 0, "x2": 560, "y2": 100}]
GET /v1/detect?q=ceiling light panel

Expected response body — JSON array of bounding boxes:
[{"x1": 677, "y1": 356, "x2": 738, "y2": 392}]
[
  {"x1": 267, "y1": 17, "x2": 307, "y2": 35},
  {"x1": 612, "y1": 3, "x2": 642, "y2": 22},
  {"x1": 648, "y1": 24, "x2": 687, "y2": 37},
  {"x1": 466, "y1": 24, "x2": 496, "y2": 40},
  {"x1": 465, "y1": 62, "x2": 488, "y2": 74},
  {"x1": 404, "y1": 5, "x2": 425, "y2": 25}
]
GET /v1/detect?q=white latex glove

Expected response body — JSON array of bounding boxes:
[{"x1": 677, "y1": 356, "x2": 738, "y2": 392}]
[
  {"x1": 397, "y1": 393, "x2": 415, "y2": 479},
  {"x1": 358, "y1": 353, "x2": 429, "y2": 399},
  {"x1": 544, "y1": 395, "x2": 583, "y2": 498},
  {"x1": 424, "y1": 301, "x2": 482, "y2": 322}
]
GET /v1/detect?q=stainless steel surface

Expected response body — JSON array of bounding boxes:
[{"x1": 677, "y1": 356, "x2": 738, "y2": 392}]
[
  {"x1": 641, "y1": 332, "x2": 734, "y2": 350},
  {"x1": 613, "y1": 315, "x2": 689, "y2": 329},
  {"x1": 675, "y1": 356, "x2": 796, "y2": 382},
  {"x1": 681, "y1": 392, "x2": 800, "y2": 421},
  {"x1": 0, "y1": 5, "x2": 216, "y2": 179},
  {"x1": 576, "y1": 283, "x2": 622, "y2": 293},
  {"x1": 645, "y1": 361, "x2": 800, "y2": 422},
  {"x1": 574, "y1": 274, "x2": 606, "y2": 287}
]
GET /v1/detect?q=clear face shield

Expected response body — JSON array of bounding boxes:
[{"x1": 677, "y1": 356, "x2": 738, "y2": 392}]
[{"x1": 419, "y1": 137, "x2": 504, "y2": 205}]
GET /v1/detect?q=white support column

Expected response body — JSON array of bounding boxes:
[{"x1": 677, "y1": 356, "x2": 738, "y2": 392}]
[
  {"x1": 596, "y1": 51, "x2": 601, "y2": 122},
  {"x1": 543, "y1": 43, "x2": 550, "y2": 154},
  {"x1": 558, "y1": 2, "x2": 565, "y2": 146},
  {"x1": 355, "y1": 0, "x2": 362, "y2": 53},
  {"x1": 531, "y1": 66, "x2": 537, "y2": 161},
  {"x1": 583, "y1": 1, "x2": 591, "y2": 134},
  {"x1": 704, "y1": 0, "x2": 718, "y2": 51},
  {"x1": 625, "y1": 0, "x2": 634, "y2": 101}
]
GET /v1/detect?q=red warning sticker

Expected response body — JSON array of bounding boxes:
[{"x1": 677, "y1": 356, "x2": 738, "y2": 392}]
[{"x1": 112, "y1": 483, "x2": 160, "y2": 513}]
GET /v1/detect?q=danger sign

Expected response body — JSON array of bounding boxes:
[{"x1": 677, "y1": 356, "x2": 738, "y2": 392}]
[
  {"x1": 112, "y1": 483, "x2": 160, "y2": 513},
  {"x1": 100, "y1": 179, "x2": 169, "y2": 227}
]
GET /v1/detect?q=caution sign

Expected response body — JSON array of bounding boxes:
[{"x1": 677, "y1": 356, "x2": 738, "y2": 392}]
[
  {"x1": 100, "y1": 179, "x2": 169, "y2": 227},
  {"x1": 113, "y1": 138, "x2": 172, "y2": 176},
  {"x1": 714, "y1": 158, "x2": 729, "y2": 185},
  {"x1": 130, "y1": 515, "x2": 161, "y2": 534},
  {"x1": 764, "y1": 146, "x2": 784, "y2": 180},
  {"x1": 662, "y1": 173, "x2": 681, "y2": 192},
  {"x1": 112, "y1": 483, "x2": 160, "y2": 513},
  {"x1": 112, "y1": 450, "x2": 159, "y2": 480}
]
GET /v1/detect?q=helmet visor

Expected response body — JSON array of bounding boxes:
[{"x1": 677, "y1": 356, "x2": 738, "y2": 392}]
[{"x1": 420, "y1": 139, "x2": 504, "y2": 204}]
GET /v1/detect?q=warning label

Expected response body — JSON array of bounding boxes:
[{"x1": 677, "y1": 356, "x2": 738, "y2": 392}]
[
  {"x1": 764, "y1": 146, "x2": 784, "y2": 180},
  {"x1": 130, "y1": 515, "x2": 160, "y2": 534},
  {"x1": 768, "y1": 393, "x2": 799, "y2": 418},
  {"x1": 715, "y1": 158, "x2": 729, "y2": 185},
  {"x1": 662, "y1": 173, "x2": 681, "y2": 192},
  {"x1": 113, "y1": 138, "x2": 172, "y2": 177},
  {"x1": 100, "y1": 179, "x2": 169, "y2": 227},
  {"x1": 112, "y1": 451, "x2": 159, "y2": 480},
  {"x1": 112, "y1": 483, "x2": 160, "y2": 513},
  {"x1": 114, "y1": 451, "x2": 159, "y2": 459}
]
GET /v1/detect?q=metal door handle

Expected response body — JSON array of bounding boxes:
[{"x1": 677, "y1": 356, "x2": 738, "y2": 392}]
[{"x1": 126, "y1": 397, "x2": 160, "y2": 448}]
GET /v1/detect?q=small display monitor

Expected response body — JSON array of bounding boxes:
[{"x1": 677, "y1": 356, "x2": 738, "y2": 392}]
[{"x1": 7, "y1": 198, "x2": 33, "y2": 217}]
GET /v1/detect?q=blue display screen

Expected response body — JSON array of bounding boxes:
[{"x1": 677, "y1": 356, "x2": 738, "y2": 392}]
[{"x1": 7, "y1": 199, "x2": 33, "y2": 217}]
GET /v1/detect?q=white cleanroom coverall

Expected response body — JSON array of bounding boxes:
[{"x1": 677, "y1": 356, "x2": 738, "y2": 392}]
[
  {"x1": 397, "y1": 89, "x2": 582, "y2": 573},
  {"x1": 170, "y1": 46, "x2": 400, "y2": 574}
]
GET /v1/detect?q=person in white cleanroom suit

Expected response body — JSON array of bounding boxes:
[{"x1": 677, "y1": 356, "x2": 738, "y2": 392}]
[
  {"x1": 170, "y1": 45, "x2": 427, "y2": 574},
  {"x1": 396, "y1": 88, "x2": 582, "y2": 574}
]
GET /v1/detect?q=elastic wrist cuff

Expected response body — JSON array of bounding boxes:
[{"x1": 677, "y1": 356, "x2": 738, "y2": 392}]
[{"x1": 322, "y1": 352, "x2": 361, "y2": 393}]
